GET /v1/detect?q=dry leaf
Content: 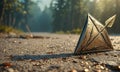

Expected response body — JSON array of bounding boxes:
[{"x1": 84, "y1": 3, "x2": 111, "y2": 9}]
[{"x1": 0, "y1": 62, "x2": 12, "y2": 67}]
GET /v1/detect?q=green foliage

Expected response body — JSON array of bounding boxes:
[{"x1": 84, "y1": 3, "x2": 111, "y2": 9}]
[
  {"x1": 56, "y1": 28, "x2": 81, "y2": 34},
  {"x1": 71, "y1": 28, "x2": 81, "y2": 34},
  {"x1": 0, "y1": 0, "x2": 120, "y2": 33},
  {"x1": 51, "y1": 0, "x2": 88, "y2": 32},
  {"x1": 0, "y1": 0, "x2": 36, "y2": 31},
  {"x1": 56, "y1": 31, "x2": 65, "y2": 34},
  {"x1": 51, "y1": 0, "x2": 120, "y2": 34},
  {"x1": 0, "y1": 25, "x2": 23, "y2": 34}
]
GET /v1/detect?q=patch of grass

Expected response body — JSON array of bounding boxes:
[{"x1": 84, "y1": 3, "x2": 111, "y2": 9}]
[
  {"x1": 71, "y1": 28, "x2": 81, "y2": 34},
  {"x1": 56, "y1": 31, "x2": 65, "y2": 34},
  {"x1": 55, "y1": 28, "x2": 81, "y2": 34},
  {"x1": 0, "y1": 25, "x2": 23, "y2": 34}
]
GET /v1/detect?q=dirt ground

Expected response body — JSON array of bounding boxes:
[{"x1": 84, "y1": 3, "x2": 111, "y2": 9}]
[{"x1": 0, "y1": 33, "x2": 120, "y2": 72}]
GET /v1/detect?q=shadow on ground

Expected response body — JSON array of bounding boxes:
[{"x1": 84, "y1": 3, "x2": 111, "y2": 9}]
[
  {"x1": 11, "y1": 52, "x2": 120, "y2": 72},
  {"x1": 12, "y1": 53, "x2": 76, "y2": 61}
]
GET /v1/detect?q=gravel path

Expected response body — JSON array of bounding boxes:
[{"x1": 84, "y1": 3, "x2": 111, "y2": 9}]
[{"x1": 0, "y1": 33, "x2": 120, "y2": 72}]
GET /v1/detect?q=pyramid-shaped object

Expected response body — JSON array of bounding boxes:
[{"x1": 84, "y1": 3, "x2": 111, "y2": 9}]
[{"x1": 74, "y1": 14, "x2": 115, "y2": 54}]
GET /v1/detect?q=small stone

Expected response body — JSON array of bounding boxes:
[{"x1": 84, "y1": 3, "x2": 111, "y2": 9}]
[
  {"x1": 25, "y1": 34, "x2": 33, "y2": 39},
  {"x1": 70, "y1": 69, "x2": 77, "y2": 72},
  {"x1": 3, "y1": 49, "x2": 6, "y2": 52},
  {"x1": 81, "y1": 61, "x2": 84, "y2": 64},
  {"x1": 96, "y1": 69, "x2": 101, "y2": 72},
  {"x1": 105, "y1": 68, "x2": 108, "y2": 71},
  {"x1": 79, "y1": 56, "x2": 87, "y2": 59},
  {"x1": 7, "y1": 68, "x2": 14, "y2": 72},
  {"x1": 118, "y1": 66, "x2": 120, "y2": 69},
  {"x1": 85, "y1": 62, "x2": 89, "y2": 65},
  {"x1": 30, "y1": 34, "x2": 33, "y2": 37},
  {"x1": 100, "y1": 65, "x2": 104, "y2": 70},
  {"x1": 88, "y1": 66, "x2": 91, "y2": 69},
  {"x1": 84, "y1": 68, "x2": 89, "y2": 72},
  {"x1": 13, "y1": 41, "x2": 17, "y2": 43}
]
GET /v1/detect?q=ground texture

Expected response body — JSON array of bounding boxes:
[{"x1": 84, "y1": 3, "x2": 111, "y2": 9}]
[{"x1": 0, "y1": 33, "x2": 120, "y2": 72}]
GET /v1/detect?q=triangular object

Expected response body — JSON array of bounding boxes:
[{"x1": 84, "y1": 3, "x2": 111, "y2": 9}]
[
  {"x1": 105, "y1": 14, "x2": 116, "y2": 27},
  {"x1": 74, "y1": 14, "x2": 114, "y2": 54}
]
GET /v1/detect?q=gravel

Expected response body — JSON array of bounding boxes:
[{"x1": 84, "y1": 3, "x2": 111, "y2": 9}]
[{"x1": 0, "y1": 33, "x2": 120, "y2": 72}]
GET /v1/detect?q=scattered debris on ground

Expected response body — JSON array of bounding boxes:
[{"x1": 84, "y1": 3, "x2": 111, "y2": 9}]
[{"x1": 0, "y1": 33, "x2": 120, "y2": 72}]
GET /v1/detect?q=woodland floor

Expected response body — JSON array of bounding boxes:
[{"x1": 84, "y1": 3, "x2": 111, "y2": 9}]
[{"x1": 0, "y1": 33, "x2": 120, "y2": 72}]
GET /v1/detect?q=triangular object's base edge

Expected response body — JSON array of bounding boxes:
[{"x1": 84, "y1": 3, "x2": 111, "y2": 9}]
[{"x1": 74, "y1": 49, "x2": 113, "y2": 55}]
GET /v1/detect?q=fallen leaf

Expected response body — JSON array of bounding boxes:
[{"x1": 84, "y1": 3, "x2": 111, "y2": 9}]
[
  {"x1": 46, "y1": 52, "x2": 54, "y2": 54},
  {"x1": 0, "y1": 62, "x2": 12, "y2": 67}
]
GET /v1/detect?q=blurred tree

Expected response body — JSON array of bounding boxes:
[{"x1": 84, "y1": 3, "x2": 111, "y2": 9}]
[
  {"x1": 0, "y1": 0, "x2": 23, "y2": 27},
  {"x1": 0, "y1": 0, "x2": 35, "y2": 32},
  {"x1": 0, "y1": 0, "x2": 4, "y2": 22},
  {"x1": 52, "y1": 0, "x2": 88, "y2": 32},
  {"x1": 86, "y1": 0, "x2": 119, "y2": 34},
  {"x1": 112, "y1": 0, "x2": 120, "y2": 34},
  {"x1": 92, "y1": 0, "x2": 120, "y2": 34},
  {"x1": 51, "y1": 0, "x2": 66, "y2": 31},
  {"x1": 100, "y1": 0, "x2": 116, "y2": 23},
  {"x1": 27, "y1": 3, "x2": 42, "y2": 32},
  {"x1": 39, "y1": 6, "x2": 53, "y2": 32}
]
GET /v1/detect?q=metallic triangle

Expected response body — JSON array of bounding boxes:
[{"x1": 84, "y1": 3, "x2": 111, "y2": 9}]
[{"x1": 74, "y1": 14, "x2": 114, "y2": 54}]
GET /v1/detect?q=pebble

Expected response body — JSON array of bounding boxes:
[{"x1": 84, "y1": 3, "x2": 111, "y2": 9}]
[
  {"x1": 85, "y1": 62, "x2": 89, "y2": 65},
  {"x1": 0, "y1": 33, "x2": 120, "y2": 72},
  {"x1": 95, "y1": 69, "x2": 101, "y2": 72},
  {"x1": 118, "y1": 66, "x2": 120, "y2": 69},
  {"x1": 84, "y1": 68, "x2": 89, "y2": 72},
  {"x1": 7, "y1": 68, "x2": 14, "y2": 72},
  {"x1": 3, "y1": 49, "x2": 6, "y2": 52},
  {"x1": 79, "y1": 56, "x2": 87, "y2": 59},
  {"x1": 13, "y1": 41, "x2": 17, "y2": 43},
  {"x1": 100, "y1": 65, "x2": 104, "y2": 70},
  {"x1": 70, "y1": 69, "x2": 77, "y2": 72}
]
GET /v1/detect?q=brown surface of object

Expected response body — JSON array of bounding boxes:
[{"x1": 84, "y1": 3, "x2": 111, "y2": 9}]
[{"x1": 74, "y1": 14, "x2": 115, "y2": 54}]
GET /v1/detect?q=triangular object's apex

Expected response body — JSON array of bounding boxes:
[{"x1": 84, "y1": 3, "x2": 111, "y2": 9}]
[
  {"x1": 74, "y1": 14, "x2": 113, "y2": 54},
  {"x1": 105, "y1": 14, "x2": 116, "y2": 28}
]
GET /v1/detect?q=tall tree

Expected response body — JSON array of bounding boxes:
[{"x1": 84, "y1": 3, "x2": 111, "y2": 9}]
[
  {"x1": 112, "y1": 0, "x2": 120, "y2": 34},
  {"x1": 0, "y1": 0, "x2": 25, "y2": 27},
  {"x1": 52, "y1": 0, "x2": 65, "y2": 31},
  {"x1": 0, "y1": 0, "x2": 4, "y2": 23},
  {"x1": 52, "y1": 0, "x2": 88, "y2": 32}
]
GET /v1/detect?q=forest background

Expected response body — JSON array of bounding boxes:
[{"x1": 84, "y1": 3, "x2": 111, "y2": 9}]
[{"x1": 0, "y1": 0, "x2": 120, "y2": 34}]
